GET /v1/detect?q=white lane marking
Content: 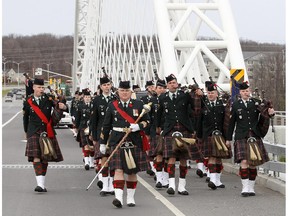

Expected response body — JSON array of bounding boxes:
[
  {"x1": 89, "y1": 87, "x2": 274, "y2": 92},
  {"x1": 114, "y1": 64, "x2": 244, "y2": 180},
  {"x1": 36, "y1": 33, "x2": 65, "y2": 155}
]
[
  {"x1": 2, "y1": 164, "x2": 85, "y2": 169},
  {"x1": 2, "y1": 110, "x2": 22, "y2": 128},
  {"x1": 137, "y1": 176, "x2": 186, "y2": 216}
]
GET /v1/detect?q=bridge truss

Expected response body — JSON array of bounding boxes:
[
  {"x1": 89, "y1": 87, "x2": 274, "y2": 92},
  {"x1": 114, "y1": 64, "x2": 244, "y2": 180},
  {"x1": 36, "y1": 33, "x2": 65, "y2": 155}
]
[{"x1": 73, "y1": 0, "x2": 247, "y2": 92}]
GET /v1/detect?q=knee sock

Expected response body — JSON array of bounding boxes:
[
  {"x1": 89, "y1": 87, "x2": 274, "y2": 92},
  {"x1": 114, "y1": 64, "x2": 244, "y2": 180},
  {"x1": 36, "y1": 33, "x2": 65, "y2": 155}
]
[
  {"x1": 167, "y1": 164, "x2": 175, "y2": 178},
  {"x1": 179, "y1": 165, "x2": 188, "y2": 178}
]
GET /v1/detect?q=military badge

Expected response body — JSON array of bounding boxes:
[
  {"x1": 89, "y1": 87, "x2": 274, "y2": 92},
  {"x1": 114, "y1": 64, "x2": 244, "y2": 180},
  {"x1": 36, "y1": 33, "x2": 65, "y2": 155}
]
[{"x1": 133, "y1": 109, "x2": 139, "y2": 116}]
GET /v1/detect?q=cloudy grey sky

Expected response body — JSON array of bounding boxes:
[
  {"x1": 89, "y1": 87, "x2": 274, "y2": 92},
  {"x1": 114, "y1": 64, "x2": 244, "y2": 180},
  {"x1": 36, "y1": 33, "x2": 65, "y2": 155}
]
[{"x1": 2, "y1": 0, "x2": 286, "y2": 44}]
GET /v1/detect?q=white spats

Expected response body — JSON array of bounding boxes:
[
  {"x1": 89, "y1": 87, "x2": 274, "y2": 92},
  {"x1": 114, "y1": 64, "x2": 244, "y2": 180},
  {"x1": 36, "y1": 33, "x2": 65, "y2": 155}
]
[
  {"x1": 36, "y1": 175, "x2": 45, "y2": 189},
  {"x1": 114, "y1": 188, "x2": 123, "y2": 205},
  {"x1": 241, "y1": 179, "x2": 249, "y2": 196},
  {"x1": 127, "y1": 188, "x2": 136, "y2": 205}
]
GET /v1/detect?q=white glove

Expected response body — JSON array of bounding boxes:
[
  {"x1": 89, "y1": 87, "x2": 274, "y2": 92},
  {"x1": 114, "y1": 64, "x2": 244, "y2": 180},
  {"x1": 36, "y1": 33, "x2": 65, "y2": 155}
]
[
  {"x1": 71, "y1": 116, "x2": 75, "y2": 121},
  {"x1": 99, "y1": 144, "x2": 106, "y2": 154},
  {"x1": 130, "y1": 123, "x2": 140, "y2": 132}
]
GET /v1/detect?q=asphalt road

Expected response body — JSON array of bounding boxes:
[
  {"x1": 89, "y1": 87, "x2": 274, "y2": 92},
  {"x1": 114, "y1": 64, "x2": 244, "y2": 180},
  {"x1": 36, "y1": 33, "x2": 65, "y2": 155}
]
[{"x1": 2, "y1": 98, "x2": 285, "y2": 216}]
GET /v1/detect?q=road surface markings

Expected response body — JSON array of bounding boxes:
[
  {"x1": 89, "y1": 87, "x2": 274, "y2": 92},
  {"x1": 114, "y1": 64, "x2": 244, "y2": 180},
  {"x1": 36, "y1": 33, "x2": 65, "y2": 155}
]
[
  {"x1": 2, "y1": 164, "x2": 84, "y2": 169},
  {"x1": 138, "y1": 176, "x2": 186, "y2": 216},
  {"x1": 2, "y1": 110, "x2": 22, "y2": 128}
]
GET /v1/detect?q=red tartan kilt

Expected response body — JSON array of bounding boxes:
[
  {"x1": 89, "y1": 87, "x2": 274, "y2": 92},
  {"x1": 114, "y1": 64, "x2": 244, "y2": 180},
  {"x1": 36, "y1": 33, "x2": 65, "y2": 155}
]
[
  {"x1": 147, "y1": 135, "x2": 159, "y2": 157},
  {"x1": 109, "y1": 142, "x2": 149, "y2": 173},
  {"x1": 25, "y1": 131, "x2": 63, "y2": 162},
  {"x1": 234, "y1": 138, "x2": 269, "y2": 165},
  {"x1": 79, "y1": 129, "x2": 93, "y2": 148},
  {"x1": 163, "y1": 124, "x2": 203, "y2": 160},
  {"x1": 202, "y1": 136, "x2": 232, "y2": 159},
  {"x1": 93, "y1": 141, "x2": 110, "y2": 159}
]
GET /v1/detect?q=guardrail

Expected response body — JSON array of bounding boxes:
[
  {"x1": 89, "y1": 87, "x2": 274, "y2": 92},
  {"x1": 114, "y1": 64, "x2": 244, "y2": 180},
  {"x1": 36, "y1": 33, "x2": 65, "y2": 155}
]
[
  {"x1": 273, "y1": 111, "x2": 286, "y2": 126},
  {"x1": 260, "y1": 141, "x2": 286, "y2": 179}
]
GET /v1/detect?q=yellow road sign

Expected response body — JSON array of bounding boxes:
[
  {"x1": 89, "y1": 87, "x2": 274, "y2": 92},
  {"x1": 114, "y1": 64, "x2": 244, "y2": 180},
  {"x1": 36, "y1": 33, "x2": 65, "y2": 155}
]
[{"x1": 230, "y1": 69, "x2": 244, "y2": 82}]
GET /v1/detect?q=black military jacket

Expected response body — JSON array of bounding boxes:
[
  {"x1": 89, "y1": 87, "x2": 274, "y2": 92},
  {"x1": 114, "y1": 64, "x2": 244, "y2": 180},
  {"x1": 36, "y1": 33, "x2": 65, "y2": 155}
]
[
  {"x1": 89, "y1": 94, "x2": 115, "y2": 141},
  {"x1": 140, "y1": 94, "x2": 159, "y2": 137},
  {"x1": 70, "y1": 97, "x2": 79, "y2": 117},
  {"x1": 75, "y1": 102, "x2": 93, "y2": 130},
  {"x1": 197, "y1": 97, "x2": 225, "y2": 139},
  {"x1": 23, "y1": 94, "x2": 57, "y2": 138},
  {"x1": 99, "y1": 99, "x2": 150, "y2": 148},
  {"x1": 157, "y1": 90, "x2": 194, "y2": 135},
  {"x1": 226, "y1": 98, "x2": 262, "y2": 140}
]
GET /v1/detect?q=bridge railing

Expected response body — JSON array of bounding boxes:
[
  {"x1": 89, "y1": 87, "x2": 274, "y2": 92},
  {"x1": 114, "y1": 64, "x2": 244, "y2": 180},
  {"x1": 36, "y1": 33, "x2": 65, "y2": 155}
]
[
  {"x1": 273, "y1": 111, "x2": 286, "y2": 126},
  {"x1": 259, "y1": 141, "x2": 286, "y2": 180}
]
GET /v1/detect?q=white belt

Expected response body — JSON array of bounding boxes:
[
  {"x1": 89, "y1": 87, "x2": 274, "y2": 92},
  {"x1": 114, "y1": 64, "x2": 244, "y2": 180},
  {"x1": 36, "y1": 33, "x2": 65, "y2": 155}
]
[{"x1": 113, "y1": 127, "x2": 130, "y2": 133}]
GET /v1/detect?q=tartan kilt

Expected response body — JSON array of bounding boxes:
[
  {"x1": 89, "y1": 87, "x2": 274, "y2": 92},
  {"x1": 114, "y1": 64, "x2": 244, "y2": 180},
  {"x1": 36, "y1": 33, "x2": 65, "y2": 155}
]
[
  {"x1": 93, "y1": 140, "x2": 110, "y2": 159},
  {"x1": 109, "y1": 141, "x2": 149, "y2": 173},
  {"x1": 234, "y1": 138, "x2": 269, "y2": 166},
  {"x1": 202, "y1": 136, "x2": 232, "y2": 159},
  {"x1": 25, "y1": 130, "x2": 63, "y2": 162},
  {"x1": 163, "y1": 124, "x2": 203, "y2": 160},
  {"x1": 79, "y1": 129, "x2": 93, "y2": 148},
  {"x1": 147, "y1": 135, "x2": 159, "y2": 157}
]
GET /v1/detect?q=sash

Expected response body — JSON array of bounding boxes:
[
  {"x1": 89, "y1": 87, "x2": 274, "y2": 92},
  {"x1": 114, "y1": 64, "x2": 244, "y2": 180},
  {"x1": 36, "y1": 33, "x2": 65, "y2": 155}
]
[
  {"x1": 28, "y1": 97, "x2": 54, "y2": 138},
  {"x1": 113, "y1": 100, "x2": 150, "y2": 151}
]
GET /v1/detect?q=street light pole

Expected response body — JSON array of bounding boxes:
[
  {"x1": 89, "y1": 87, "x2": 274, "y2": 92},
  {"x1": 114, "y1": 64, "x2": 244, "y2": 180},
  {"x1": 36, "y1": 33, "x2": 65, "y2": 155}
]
[
  {"x1": 2, "y1": 60, "x2": 10, "y2": 88},
  {"x1": 65, "y1": 60, "x2": 74, "y2": 91},
  {"x1": 12, "y1": 61, "x2": 24, "y2": 88},
  {"x1": 43, "y1": 63, "x2": 53, "y2": 83}
]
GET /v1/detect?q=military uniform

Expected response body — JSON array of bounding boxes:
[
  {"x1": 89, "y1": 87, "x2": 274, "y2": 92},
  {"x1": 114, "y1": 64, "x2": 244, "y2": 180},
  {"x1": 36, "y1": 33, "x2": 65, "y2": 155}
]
[
  {"x1": 89, "y1": 82, "x2": 116, "y2": 195},
  {"x1": 226, "y1": 98, "x2": 269, "y2": 164},
  {"x1": 99, "y1": 80, "x2": 150, "y2": 208},
  {"x1": 23, "y1": 78, "x2": 65, "y2": 192},
  {"x1": 75, "y1": 96, "x2": 94, "y2": 170},
  {"x1": 226, "y1": 82, "x2": 270, "y2": 197},
  {"x1": 157, "y1": 74, "x2": 202, "y2": 196},
  {"x1": 24, "y1": 94, "x2": 64, "y2": 162}
]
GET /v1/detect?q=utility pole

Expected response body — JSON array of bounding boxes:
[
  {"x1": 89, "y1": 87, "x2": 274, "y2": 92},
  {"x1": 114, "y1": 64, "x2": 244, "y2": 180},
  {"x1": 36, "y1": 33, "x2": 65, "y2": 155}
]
[
  {"x1": 43, "y1": 63, "x2": 53, "y2": 83},
  {"x1": 12, "y1": 61, "x2": 24, "y2": 88},
  {"x1": 2, "y1": 58, "x2": 10, "y2": 88}
]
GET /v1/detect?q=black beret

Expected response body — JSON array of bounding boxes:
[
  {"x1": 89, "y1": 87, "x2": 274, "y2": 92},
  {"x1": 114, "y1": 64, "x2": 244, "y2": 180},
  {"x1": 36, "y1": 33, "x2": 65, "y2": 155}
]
[
  {"x1": 132, "y1": 84, "x2": 140, "y2": 90},
  {"x1": 165, "y1": 74, "x2": 177, "y2": 83},
  {"x1": 100, "y1": 76, "x2": 110, "y2": 85},
  {"x1": 145, "y1": 80, "x2": 154, "y2": 88},
  {"x1": 156, "y1": 79, "x2": 166, "y2": 87},
  {"x1": 119, "y1": 81, "x2": 131, "y2": 89},
  {"x1": 239, "y1": 81, "x2": 249, "y2": 90},
  {"x1": 33, "y1": 78, "x2": 44, "y2": 86}
]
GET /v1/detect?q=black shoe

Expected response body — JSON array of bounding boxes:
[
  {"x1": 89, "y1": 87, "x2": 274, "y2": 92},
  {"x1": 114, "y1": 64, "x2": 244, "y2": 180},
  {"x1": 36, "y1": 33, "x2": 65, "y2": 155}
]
[
  {"x1": 241, "y1": 192, "x2": 249, "y2": 197},
  {"x1": 206, "y1": 177, "x2": 210, "y2": 182},
  {"x1": 208, "y1": 181, "x2": 217, "y2": 190},
  {"x1": 249, "y1": 192, "x2": 256, "y2": 196},
  {"x1": 146, "y1": 169, "x2": 155, "y2": 176},
  {"x1": 97, "y1": 180, "x2": 103, "y2": 189},
  {"x1": 155, "y1": 182, "x2": 162, "y2": 188},
  {"x1": 112, "y1": 199, "x2": 122, "y2": 208},
  {"x1": 203, "y1": 173, "x2": 207, "y2": 177},
  {"x1": 127, "y1": 203, "x2": 136, "y2": 207},
  {"x1": 196, "y1": 169, "x2": 204, "y2": 178},
  {"x1": 178, "y1": 190, "x2": 189, "y2": 195},
  {"x1": 109, "y1": 191, "x2": 115, "y2": 195},
  {"x1": 34, "y1": 186, "x2": 47, "y2": 192},
  {"x1": 85, "y1": 164, "x2": 90, "y2": 170},
  {"x1": 162, "y1": 184, "x2": 169, "y2": 188},
  {"x1": 100, "y1": 191, "x2": 109, "y2": 197},
  {"x1": 217, "y1": 184, "x2": 225, "y2": 188},
  {"x1": 154, "y1": 176, "x2": 157, "y2": 181},
  {"x1": 167, "y1": 187, "x2": 175, "y2": 195}
]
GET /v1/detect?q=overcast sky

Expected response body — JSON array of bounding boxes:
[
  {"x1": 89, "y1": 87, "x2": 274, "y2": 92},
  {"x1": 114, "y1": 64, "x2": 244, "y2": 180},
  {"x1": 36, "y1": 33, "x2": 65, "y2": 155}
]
[{"x1": 2, "y1": 0, "x2": 286, "y2": 44}]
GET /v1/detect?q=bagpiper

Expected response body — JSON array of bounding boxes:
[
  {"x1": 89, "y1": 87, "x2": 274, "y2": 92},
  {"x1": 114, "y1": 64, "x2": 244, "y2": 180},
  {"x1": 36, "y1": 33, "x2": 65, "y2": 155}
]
[
  {"x1": 90, "y1": 76, "x2": 116, "y2": 196},
  {"x1": 99, "y1": 80, "x2": 150, "y2": 208},
  {"x1": 157, "y1": 74, "x2": 203, "y2": 195},
  {"x1": 75, "y1": 89, "x2": 94, "y2": 170},
  {"x1": 70, "y1": 90, "x2": 80, "y2": 137},
  {"x1": 140, "y1": 80, "x2": 157, "y2": 176},
  {"x1": 197, "y1": 81, "x2": 232, "y2": 190},
  {"x1": 226, "y1": 81, "x2": 274, "y2": 197},
  {"x1": 23, "y1": 78, "x2": 67, "y2": 192}
]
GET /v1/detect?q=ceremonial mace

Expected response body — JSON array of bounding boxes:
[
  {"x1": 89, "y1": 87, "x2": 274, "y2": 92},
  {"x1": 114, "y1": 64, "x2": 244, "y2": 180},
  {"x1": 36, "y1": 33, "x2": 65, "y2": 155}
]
[{"x1": 86, "y1": 102, "x2": 152, "y2": 191}]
